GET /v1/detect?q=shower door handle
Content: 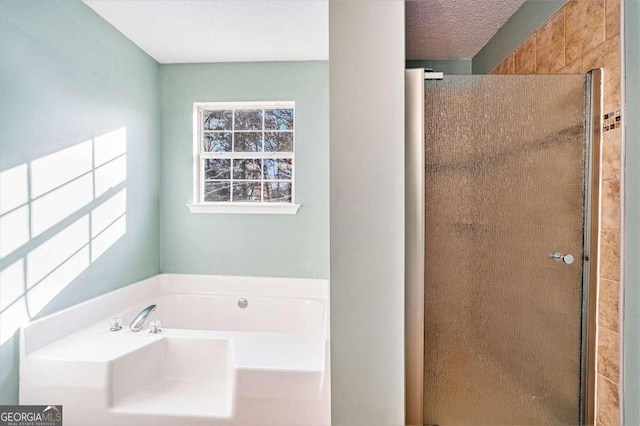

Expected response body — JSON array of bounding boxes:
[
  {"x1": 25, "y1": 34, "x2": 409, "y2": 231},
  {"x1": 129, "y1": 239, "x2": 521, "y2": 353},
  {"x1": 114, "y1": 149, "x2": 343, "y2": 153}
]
[{"x1": 550, "y1": 252, "x2": 574, "y2": 265}]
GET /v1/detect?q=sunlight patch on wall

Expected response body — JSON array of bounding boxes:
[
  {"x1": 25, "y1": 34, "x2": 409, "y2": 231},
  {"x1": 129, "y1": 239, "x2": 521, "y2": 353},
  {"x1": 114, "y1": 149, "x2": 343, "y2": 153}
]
[
  {"x1": 0, "y1": 164, "x2": 29, "y2": 258},
  {"x1": 0, "y1": 297, "x2": 29, "y2": 345},
  {"x1": 27, "y1": 216, "x2": 90, "y2": 288},
  {"x1": 0, "y1": 127, "x2": 128, "y2": 345},
  {"x1": 30, "y1": 141, "x2": 93, "y2": 198},
  {"x1": 95, "y1": 127, "x2": 126, "y2": 166},
  {"x1": 0, "y1": 164, "x2": 28, "y2": 214},
  {"x1": 0, "y1": 205, "x2": 29, "y2": 258},
  {"x1": 0, "y1": 260, "x2": 24, "y2": 311},
  {"x1": 28, "y1": 246, "x2": 91, "y2": 317},
  {"x1": 31, "y1": 174, "x2": 94, "y2": 237},
  {"x1": 95, "y1": 155, "x2": 127, "y2": 198},
  {"x1": 91, "y1": 190, "x2": 127, "y2": 263}
]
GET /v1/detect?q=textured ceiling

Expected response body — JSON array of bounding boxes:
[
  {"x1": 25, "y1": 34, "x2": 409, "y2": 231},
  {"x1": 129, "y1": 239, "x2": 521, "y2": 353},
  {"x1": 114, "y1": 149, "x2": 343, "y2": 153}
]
[
  {"x1": 85, "y1": 0, "x2": 522, "y2": 63},
  {"x1": 406, "y1": 0, "x2": 527, "y2": 60},
  {"x1": 83, "y1": 0, "x2": 328, "y2": 64}
]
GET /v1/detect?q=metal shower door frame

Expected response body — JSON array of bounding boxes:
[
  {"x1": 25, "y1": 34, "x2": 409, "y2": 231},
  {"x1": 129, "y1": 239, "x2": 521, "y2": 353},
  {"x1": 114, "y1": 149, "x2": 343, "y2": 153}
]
[
  {"x1": 581, "y1": 68, "x2": 602, "y2": 426},
  {"x1": 403, "y1": 69, "x2": 602, "y2": 426},
  {"x1": 405, "y1": 68, "x2": 426, "y2": 426}
]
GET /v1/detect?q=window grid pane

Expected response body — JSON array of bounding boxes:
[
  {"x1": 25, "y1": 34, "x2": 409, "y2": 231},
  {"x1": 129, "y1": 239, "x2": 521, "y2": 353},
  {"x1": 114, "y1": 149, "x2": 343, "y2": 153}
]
[
  {"x1": 203, "y1": 158, "x2": 230, "y2": 180},
  {"x1": 203, "y1": 110, "x2": 233, "y2": 131},
  {"x1": 204, "y1": 181, "x2": 231, "y2": 202},
  {"x1": 263, "y1": 181, "x2": 292, "y2": 203}
]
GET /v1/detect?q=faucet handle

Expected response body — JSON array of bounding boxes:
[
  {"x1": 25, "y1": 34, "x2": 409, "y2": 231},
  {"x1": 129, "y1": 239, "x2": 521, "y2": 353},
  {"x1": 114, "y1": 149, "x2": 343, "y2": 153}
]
[
  {"x1": 109, "y1": 317, "x2": 123, "y2": 331},
  {"x1": 149, "y1": 319, "x2": 162, "y2": 334}
]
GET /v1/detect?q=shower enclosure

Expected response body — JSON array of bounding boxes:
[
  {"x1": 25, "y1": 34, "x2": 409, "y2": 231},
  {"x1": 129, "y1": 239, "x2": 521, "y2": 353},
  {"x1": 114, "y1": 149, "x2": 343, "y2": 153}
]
[{"x1": 405, "y1": 70, "x2": 601, "y2": 425}]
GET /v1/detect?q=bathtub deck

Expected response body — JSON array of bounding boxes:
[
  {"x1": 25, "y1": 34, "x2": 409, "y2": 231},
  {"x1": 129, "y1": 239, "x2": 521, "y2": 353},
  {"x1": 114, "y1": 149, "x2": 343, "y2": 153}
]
[{"x1": 112, "y1": 377, "x2": 232, "y2": 418}]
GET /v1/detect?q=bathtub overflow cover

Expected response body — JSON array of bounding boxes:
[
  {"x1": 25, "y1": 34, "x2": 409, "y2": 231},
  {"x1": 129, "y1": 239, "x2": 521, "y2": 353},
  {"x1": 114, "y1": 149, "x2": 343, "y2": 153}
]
[{"x1": 238, "y1": 298, "x2": 249, "y2": 309}]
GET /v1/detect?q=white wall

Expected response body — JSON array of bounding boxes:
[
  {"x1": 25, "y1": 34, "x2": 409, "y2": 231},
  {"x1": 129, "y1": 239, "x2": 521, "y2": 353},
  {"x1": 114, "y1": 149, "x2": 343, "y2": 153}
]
[{"x1": 329, "y1": 2, "x2": 405, "y2": 424}]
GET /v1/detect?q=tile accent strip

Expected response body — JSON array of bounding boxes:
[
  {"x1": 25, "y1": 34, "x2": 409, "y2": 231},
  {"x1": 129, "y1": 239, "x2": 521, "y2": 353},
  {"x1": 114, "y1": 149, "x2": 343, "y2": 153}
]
[{"x1": 603, "y1": 110, "x2": 621, "y2": 132}]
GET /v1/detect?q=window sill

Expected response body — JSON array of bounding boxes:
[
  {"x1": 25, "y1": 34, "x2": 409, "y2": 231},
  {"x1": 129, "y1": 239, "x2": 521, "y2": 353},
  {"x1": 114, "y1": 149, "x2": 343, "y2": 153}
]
[{"x1": 186, "y1": 203, "x2": 301, "y2": 215}]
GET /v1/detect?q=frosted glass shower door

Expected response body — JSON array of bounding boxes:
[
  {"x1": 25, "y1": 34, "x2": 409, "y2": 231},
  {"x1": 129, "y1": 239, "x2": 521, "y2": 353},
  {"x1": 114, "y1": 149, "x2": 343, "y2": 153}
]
[{"x1": 423, "y1": 75, "x2": 590, "y2": 425}]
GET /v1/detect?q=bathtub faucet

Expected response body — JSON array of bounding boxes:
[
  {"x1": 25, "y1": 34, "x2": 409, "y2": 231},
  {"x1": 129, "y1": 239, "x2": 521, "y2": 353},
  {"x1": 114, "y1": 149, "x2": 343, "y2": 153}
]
[{"x1": 129, "y1": 304, "x2": 157, "y2": 332}]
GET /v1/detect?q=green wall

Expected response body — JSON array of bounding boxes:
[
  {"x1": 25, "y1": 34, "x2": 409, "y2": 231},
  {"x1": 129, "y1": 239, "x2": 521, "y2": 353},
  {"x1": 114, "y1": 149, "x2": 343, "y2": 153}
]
[
  {"x1": 406, "y1": 59, "x2": 472, "y2": 75},
  {"x1": 472, "y1": 0, "x2": 567, "y2": 74},
  {"x1": 0, "y1": 0, "x2": 160, "y2": 403},
  {"x1": 624, "y1": 1, "x2": 640, "y2": 423},
  {"x1": 0, "y1": 2, "x2": 330, "y2": 405},
  {"x1": 159, "y1": 62, "x2": 329, "y2": 278}
]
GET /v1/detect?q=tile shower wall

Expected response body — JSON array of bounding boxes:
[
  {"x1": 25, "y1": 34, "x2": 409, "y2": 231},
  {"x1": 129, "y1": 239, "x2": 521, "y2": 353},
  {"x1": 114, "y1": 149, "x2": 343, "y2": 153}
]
[{"x1": 489, "y1": 0, "x2": 621, "y2": 424}]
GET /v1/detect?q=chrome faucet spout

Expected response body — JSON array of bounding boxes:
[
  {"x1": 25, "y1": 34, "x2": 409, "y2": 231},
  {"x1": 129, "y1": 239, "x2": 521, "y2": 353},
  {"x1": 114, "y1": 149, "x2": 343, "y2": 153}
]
[{"x1": 129, "y1": 304, "x2": 157, "y2": 332}]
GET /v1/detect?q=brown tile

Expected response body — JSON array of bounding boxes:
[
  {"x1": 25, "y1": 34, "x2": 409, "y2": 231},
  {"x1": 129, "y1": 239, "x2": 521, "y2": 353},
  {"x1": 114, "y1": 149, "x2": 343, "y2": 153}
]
[
  {"x1": 535, "y1": 9, "x2": 565, "y2": 74},
  {"x1": 582, "y1": 36, "x2": 620, "y2": 114},
  {"x1": 559, "y1": 59, "x2": 582, "y2": 74},
  {"x1": 565, "y1": 0, "x2": 606, "y2": 63},
  {"x1": 597, "y1": 326, "x2": 619, "y2": 381},
  {"x1": 599, "y1": 278, "x2": 620, "y2": 331},
  {"x1": 606, "y1": 0, "x2": 620, "y2": 40},
  {"x1": 581, "y1": 42, "x2": 605, "y2": 71},
  {"x1": 514, "y1": 34, "x2": 536, "y2": 74},
  {"x1": 601, "y1": 179, "x2": 620, "y2": 230},
  {"x1": 602, "y1": 128, "x2": 621, "y2": 180},
  {"x1": 600, "y1": 229, "x2": 620, "y2": 281},
  {"x1": 597, "y1": 374, "x2": 619, "y2": 426},
  {"x1": 492, "y1": 54, "x2": 514, "y2": 75}
]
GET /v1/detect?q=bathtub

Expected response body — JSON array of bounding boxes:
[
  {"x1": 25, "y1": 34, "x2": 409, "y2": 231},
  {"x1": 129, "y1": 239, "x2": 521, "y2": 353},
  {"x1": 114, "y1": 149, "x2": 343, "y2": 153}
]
[{"x1": 19, "y1": 274, "x2": 330, "y2": 426}]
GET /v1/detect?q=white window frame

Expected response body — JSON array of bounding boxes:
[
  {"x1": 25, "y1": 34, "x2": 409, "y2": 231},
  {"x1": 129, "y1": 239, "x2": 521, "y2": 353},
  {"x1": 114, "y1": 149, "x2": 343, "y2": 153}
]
[{"x1": 187, "y1": 101, "x2": 300, "y2": 214}]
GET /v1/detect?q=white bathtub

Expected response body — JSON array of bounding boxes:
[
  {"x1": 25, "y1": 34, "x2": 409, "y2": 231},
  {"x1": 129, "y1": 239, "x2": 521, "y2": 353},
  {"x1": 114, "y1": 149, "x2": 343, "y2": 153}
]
[
  {"x1": 19, "y1": 274, "x2": 330, "y2": 426},
  {"x1": 154, "y1": 294, "x2": 323, "y2": 332}
]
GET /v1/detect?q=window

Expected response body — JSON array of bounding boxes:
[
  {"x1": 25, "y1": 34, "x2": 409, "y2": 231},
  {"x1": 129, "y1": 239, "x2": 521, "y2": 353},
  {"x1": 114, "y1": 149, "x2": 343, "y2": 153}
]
[{"x1": 188, "y1": 101, "x2": 300, "y2": 214}]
